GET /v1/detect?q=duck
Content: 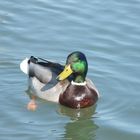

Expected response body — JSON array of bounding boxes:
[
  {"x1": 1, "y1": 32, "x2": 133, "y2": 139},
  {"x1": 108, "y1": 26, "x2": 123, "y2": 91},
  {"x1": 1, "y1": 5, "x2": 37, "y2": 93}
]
[{"x1": 20, "y1": 51, "x2": 99, "y2": 110}]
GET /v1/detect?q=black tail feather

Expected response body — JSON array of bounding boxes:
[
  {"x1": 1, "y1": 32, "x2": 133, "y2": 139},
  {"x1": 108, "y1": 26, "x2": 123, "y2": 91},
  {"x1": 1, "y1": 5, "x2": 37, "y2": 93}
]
[{"x1": 29, "y1": 56, "x2": 38, "y2": 64}]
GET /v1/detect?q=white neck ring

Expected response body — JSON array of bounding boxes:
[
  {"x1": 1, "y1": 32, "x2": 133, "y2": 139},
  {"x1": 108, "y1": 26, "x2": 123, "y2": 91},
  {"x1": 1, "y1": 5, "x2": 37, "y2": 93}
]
[{"x1": 71, "y1": 80, "x2": 86, "y2": 86}]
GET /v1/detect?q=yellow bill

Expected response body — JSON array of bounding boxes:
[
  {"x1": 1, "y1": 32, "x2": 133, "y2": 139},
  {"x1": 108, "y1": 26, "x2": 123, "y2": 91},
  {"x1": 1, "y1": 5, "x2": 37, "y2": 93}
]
[{"x1": 57, "y1": 65, "x2": 73, "y2": 80}]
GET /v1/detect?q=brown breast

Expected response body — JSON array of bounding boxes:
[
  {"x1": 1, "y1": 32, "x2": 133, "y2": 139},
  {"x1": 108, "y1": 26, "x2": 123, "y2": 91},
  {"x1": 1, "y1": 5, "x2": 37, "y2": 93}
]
[{"x1": 59, "y1": 84, "x2": 98, "y2": 108}]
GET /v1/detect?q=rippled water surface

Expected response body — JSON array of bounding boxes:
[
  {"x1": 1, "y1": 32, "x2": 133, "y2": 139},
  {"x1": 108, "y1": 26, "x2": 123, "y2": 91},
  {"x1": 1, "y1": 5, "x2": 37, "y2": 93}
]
[{"x1": 0, "y1": 0, "x2": 140, "y2": 139}]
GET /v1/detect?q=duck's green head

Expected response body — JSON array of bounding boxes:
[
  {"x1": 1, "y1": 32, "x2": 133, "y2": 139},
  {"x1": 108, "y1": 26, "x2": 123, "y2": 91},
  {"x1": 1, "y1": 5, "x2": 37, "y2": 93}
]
[{"x1": 57, "y1": 51, "x2": 88, "y2": 83}]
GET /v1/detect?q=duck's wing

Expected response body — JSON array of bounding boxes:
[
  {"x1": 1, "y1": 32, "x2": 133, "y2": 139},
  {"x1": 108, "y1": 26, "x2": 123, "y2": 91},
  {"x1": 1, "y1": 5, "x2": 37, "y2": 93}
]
[{"x1": 20, "y1": 56, "x2": 64, "y2": 84}]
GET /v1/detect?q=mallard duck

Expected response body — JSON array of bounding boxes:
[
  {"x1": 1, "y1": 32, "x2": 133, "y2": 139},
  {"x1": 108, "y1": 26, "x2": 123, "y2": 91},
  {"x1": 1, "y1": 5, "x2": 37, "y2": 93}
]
[{"x1": 20, "y1": 51, "x2": 99, "y2": 109}]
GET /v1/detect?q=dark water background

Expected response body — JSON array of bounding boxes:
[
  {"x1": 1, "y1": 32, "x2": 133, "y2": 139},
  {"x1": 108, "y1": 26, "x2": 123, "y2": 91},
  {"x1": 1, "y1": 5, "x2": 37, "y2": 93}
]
[{"x1": 0, "y1": 0, "x2": 140, "y2": 139}]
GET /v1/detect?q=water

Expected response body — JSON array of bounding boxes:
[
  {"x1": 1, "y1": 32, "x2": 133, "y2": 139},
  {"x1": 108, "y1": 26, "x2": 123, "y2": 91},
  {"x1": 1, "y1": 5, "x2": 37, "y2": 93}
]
[{"x1": 0, "y1": 0, "x2": 140, "y2": 139}]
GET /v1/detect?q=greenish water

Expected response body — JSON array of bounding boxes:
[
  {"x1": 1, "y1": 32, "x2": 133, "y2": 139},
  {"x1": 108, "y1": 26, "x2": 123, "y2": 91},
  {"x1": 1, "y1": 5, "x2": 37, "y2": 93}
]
[{"x1": 0, "y1": 0, "x2": 140, "y2": 139}]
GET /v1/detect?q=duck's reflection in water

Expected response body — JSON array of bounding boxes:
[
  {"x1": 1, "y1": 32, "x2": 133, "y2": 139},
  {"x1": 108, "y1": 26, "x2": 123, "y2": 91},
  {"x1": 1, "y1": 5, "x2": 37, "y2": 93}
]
[{"x1": 58, "y1": 105, "x2": 99, "y2": 140}]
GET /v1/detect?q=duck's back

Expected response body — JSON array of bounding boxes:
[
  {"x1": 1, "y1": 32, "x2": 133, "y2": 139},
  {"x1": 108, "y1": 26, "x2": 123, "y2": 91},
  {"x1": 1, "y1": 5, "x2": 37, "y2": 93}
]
[{"x1": 28, "y1": 56, "x2": 64, "y2": 85}]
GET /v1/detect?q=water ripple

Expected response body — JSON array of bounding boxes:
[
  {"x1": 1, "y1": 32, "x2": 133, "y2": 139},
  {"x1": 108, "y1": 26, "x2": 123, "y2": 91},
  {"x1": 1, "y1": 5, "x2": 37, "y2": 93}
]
[{"x1": 0, "y1": 0, "x2": 140, "y2": 139}]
